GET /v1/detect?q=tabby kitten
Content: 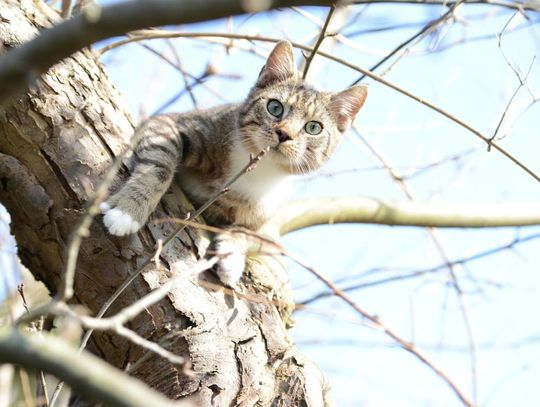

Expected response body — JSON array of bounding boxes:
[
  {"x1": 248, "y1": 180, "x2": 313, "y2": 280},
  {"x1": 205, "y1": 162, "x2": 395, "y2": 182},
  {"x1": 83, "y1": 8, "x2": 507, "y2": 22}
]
[{"x1": 101, "y1": 41, "x2": 367, "y2": 286}]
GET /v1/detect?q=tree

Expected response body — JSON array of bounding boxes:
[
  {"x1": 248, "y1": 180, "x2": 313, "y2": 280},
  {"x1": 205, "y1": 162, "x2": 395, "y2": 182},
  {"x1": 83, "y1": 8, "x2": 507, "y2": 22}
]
[{"x1": 1, "y1": 0, "x2": 539, "y2": 406}]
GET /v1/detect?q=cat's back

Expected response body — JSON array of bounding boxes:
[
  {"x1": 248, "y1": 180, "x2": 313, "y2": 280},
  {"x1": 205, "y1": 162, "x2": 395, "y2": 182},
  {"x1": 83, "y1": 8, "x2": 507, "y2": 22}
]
[{"x1": 170, "y1": 103, "x2": 240, "y2": 143}]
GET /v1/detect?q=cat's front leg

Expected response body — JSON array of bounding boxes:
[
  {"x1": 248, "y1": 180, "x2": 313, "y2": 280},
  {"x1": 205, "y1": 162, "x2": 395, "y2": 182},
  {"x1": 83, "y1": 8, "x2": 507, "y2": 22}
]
[
  {"x1": 101, "y1": 115, "x2": 180, "y2": 236},
  {"x1": 214, "y1": 230, "x2": 249, "y2": 288}
]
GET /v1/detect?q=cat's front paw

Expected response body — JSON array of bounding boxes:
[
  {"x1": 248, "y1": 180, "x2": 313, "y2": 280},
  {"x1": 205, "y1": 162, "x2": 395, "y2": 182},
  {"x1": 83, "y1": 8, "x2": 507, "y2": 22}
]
[
  {"x1": 215, "y1": 237, "x2": 246, "y2": 288},
  {"x1": 100, "y1": 202, "x2": 142, "y2": 236}
]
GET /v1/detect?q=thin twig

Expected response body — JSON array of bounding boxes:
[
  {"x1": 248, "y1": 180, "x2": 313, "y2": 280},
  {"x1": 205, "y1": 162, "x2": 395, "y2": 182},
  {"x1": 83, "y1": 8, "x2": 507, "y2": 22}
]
[
  {"x1": 349, "y1": 0, "x2": 539, "y2": 12},
  {"x1": 163, "y1": 39, "x2": 199, "y2": 109},
  {"x1": 354, "y1": 129, "x2": 478, "y2": 404},
  {"x1": 302, "y1": 5, "x2": 336, "y2": 79},
  {"x1": 17, "y1": 285, "x2": 50, "y2": 406},
  {"x1": 136, "y1": 42, "x2": 235, "y2": 107},
  {"x1": 115, "y1": 325, "x2": 185, "y2": 365},
  {"x1": 302, "y1": 146, "x2": 476, "y2": 181},
  {"x1": 60, "y1": 0, "x2": 72, "y2": 18},
  {"x1": 18, "y1": 367, "x2": 35, "y2": 407},
  {"x1": 488, "y1": 12, "x2": 536, "y2": 150},
  {"x1": 301, "y1": 232, "x2": 540, "y2": 302},
  {"x1": 351, "y1": 0, "x2": 463, "y2": 84},
  {"x1": 59, "y1": 148, "x2": 130, "y2": 302},
  {"x1": 37, "y1": 370, "x2": 50, "y2": 407},
  {"x1": 285, "y1": 251, "x2": 474, "y2": 407}
]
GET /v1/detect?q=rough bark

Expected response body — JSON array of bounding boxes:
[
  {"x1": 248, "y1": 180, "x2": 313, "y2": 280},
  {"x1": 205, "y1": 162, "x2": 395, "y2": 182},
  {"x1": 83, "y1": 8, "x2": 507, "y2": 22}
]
[{"x1": 0, "y1": 1, "x2": 329, "y2": 406}]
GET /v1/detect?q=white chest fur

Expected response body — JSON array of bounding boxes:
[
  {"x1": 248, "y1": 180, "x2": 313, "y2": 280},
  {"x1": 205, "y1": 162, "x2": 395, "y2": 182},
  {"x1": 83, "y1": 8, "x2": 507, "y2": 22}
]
[{"x1": 228, "y1": 144, "x2": 293, "y2": 217}]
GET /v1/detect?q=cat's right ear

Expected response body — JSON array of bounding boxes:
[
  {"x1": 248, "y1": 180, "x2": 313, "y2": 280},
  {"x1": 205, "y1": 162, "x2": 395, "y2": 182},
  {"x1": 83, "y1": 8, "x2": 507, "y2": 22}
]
[{"x1": 256, "y1": 41, "x2": 297, "y2": 87}]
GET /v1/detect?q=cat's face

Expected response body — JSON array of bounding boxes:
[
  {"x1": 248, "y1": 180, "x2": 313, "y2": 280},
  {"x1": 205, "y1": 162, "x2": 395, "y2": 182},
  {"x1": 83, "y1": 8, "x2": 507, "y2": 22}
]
[{"x1": 238, "y1": 41, "x2": 367, "y2": 175}]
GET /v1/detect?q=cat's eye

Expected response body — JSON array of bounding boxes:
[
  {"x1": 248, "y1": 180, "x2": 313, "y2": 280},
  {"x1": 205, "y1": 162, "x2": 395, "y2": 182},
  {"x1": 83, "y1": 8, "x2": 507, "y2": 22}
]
[
  {"x1": 305, "y1": 121, "x2": 323, "y2": 135},
  {"x1": 267, "y1": 99, "x2": 284, "y2": 117}
]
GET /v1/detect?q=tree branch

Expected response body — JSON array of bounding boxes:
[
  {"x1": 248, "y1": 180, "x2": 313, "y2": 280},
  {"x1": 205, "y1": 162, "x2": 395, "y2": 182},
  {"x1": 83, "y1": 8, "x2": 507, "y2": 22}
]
[
  {"x1": 0, "y1": 0, "x2": 335, "y2": 103},
  {"x1": 277, "y1": 196, "x2": 540, "y2": 235},
  {"x1": 0, "y1": 328, "x2": 192, "y2": 407},
  {"x1": 352, "y1": 0, "x2": 540, "y2": 11}
]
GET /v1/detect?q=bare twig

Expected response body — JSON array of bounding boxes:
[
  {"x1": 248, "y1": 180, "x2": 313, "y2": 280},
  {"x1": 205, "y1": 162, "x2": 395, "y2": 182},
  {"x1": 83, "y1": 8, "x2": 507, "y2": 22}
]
[
  {"x1": 163, "y1": 39, "x2": 199, "y2": 109},
  {"x1": 351, "y1": 0, "x2": 463, "y2": 84},
  {"x1": 60, "y1": 0, "x2": 72, "y2": 18},
  {"x1": 354, "y1": 129, "x2": 479, "y2": 404},
  {"x1": 59, "y1": 146, "x2": 129, "y2": 301},
  {"x1": 37, "y1": 370, "x2": 50, "y2": 407},
  {"x1": 18, "y1": 367, "x2": 34, "y2": 407},
  {"x1": 302, "y1": 5, "x2": 336, "y2": 79},
  {"x1": 285, "y1": 252, "x2": 474, "y2": 407},
  {"x1": 303, "y1": 146, "x2": 475, "y2": 180},
  {"x1": 303, "y1": 231, "x2": 540, "y2": 300},
  {"x1": 135, "y1": 42, "x2": 231, "y2": 109},
  {"x1": 350, "y1": 0, "x2": 540, "y2": 12},
  {"x1": 17, "y1": 285, "x2": 50, "y2": 406},
  {"x1": 488, "y1": 12, "x2": 537, "y2": 150},
  {"x1": 114, "y1": 324, "x2": 185, "y2": 365}
]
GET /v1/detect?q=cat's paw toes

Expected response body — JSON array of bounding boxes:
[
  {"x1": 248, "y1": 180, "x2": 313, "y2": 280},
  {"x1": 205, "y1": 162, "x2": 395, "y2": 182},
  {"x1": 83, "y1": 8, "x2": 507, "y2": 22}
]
[
  {"x1": 103, "y1": 208, "x2": 141, "y2": 236},
  {"x1": 99, "y1": 201, "x2": 111, "y2": 213},
  {"x1": 216, "y1": 241, "x2": 246, "y2": 287}
]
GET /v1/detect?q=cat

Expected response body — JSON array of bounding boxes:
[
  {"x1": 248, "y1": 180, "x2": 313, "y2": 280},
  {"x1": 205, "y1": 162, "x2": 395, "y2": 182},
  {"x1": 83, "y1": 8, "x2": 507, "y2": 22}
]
[{"x1": 100, "y1": 41, "x2": 368, "y2": 287}]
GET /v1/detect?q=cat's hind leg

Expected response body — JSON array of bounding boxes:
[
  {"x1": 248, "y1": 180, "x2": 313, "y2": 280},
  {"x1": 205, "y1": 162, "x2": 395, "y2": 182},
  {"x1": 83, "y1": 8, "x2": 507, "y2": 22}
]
[{"x1": 213, "y1": 230, "x2": 249, "y2": 288}]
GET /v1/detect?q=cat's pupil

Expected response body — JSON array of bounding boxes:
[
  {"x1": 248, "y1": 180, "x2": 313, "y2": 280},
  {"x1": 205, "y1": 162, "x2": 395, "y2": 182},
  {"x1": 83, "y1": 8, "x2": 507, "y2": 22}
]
[
  {"x1": 305, "y1": 121, "x2": 323, "y2": 135},
  {"x1": 267, "y1": 99, "x2": 283, "y2": 117}
]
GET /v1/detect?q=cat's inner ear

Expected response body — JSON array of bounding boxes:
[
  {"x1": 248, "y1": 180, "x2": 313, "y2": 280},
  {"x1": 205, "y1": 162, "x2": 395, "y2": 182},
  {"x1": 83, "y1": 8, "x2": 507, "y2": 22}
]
[
  {"x1": 257, "y1": 41, "x2": 297, "y2": 87},
  {"x1": 329, "y1": 85, "x2": 368, "y2": 132}
]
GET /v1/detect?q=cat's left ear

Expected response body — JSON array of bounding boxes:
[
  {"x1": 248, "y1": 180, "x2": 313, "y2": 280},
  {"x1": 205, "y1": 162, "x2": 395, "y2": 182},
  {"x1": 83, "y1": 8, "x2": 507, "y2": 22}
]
[
  {"x1": 256, "y1": 41, "x2": 297, "y2": 87},
  {"x1": 330, "y1": 85, "x2": 368, "y2": 132}
]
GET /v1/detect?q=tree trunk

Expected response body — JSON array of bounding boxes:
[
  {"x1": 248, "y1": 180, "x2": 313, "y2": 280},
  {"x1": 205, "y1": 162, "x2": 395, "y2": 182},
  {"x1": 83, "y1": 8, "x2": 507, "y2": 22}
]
[{"x1": 0, "y1": 1, "x2": 329, "y2": 405}]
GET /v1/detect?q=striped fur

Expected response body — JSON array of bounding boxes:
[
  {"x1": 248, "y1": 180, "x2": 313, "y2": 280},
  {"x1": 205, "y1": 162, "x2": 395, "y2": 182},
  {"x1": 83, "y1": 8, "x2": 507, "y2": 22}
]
[{"x1": 101, "y1": 41, "x2": 368, "y2": 285}]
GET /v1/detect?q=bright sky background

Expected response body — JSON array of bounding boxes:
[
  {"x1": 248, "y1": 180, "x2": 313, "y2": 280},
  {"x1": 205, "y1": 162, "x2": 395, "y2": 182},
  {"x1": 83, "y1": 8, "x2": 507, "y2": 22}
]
[{"x1": 95, "y1": 3, "x2": 540, "y2": 406}]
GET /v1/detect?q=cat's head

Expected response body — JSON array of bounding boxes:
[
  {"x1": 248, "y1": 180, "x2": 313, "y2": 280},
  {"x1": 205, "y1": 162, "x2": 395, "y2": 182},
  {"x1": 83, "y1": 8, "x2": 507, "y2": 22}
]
[{"x1": 238, "y1": 40, "x2": 367, "y2": 175}]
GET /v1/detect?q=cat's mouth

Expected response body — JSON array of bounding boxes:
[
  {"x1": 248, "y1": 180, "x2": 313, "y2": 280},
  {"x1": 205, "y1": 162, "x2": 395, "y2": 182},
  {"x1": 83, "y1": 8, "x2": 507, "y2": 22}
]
[{"x1": 272, "y1": 142, "x2": 300, "y2": 162}]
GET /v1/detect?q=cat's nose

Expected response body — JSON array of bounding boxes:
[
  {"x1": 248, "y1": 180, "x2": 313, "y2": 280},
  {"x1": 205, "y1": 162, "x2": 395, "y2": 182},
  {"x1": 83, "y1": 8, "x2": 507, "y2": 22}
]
[{"x1": 276, "y1": 128, "x2": 292, "y2": 143}]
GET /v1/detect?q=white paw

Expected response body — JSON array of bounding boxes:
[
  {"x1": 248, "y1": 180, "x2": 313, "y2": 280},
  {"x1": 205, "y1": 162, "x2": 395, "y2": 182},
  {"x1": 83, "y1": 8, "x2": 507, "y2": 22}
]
[
  {"x1": 99, "y1": 201, "x2": 111, "y2": 213},
  {"x1": 216, "y1": 240, "x2": 246, "y2": 287},
  {"x1": 103, "y1": 208, "x2": 141, "y2": 236}
]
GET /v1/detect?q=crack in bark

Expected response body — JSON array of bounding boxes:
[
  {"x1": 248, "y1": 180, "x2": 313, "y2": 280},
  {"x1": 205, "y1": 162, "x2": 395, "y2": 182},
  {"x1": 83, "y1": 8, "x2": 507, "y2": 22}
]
[
  {"x1": 39, "y1": 147, "x2": 80, "y2": 203},
  {"x1": 80, "y1": 108, "x2": 119, "y2": 161}
]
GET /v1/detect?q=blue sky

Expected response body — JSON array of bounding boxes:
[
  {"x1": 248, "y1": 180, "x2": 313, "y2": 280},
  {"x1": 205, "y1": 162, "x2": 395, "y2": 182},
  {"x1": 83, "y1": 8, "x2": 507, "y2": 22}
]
[{"x1": 97, "y1": 3, "x2": 540, "y2": 406}]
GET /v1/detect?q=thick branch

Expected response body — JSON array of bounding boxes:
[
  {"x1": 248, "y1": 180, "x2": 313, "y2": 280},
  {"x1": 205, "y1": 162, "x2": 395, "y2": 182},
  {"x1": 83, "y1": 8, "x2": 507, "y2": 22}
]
[
  {"x1": 277, "y1": 196, "x2": 540, "y2": 235},
  {"x1": 0, "y1": 0, "x2": 333, "y2": 103},
  {"x1": 0, "y1": 328, "x2": 191, "y2": 407}
]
